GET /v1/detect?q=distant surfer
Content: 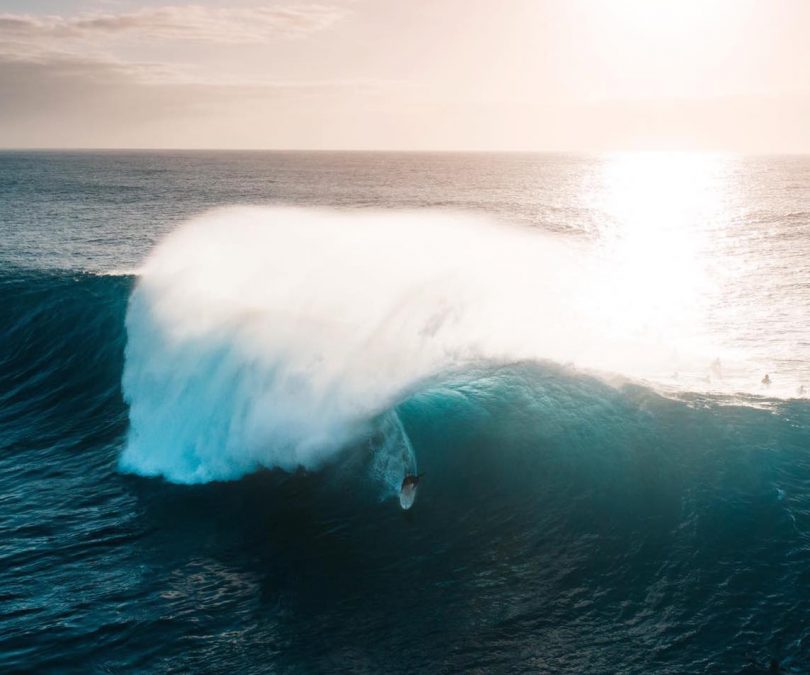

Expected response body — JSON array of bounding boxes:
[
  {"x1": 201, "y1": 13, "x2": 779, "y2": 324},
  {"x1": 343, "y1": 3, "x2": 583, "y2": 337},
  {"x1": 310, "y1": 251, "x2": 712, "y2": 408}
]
[
  {"x1": 399, "y1": 473, "x2": 424, "y2": 510},
  {"x1": 761, "y1": 373, "x2": 771, "y2": 386}
]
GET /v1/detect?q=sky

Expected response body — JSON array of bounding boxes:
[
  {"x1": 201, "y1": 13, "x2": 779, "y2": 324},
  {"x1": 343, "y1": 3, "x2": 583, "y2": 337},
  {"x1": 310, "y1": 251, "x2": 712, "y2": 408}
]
[{"x1": 0, "y1": 0, "x2": 808, "y2": 151}]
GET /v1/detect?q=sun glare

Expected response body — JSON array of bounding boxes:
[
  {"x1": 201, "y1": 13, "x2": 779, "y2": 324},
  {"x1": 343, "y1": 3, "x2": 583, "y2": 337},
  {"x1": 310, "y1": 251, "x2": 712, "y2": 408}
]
[{"x1": 584, "y1": 153, "x2": 731, "y2": 371}]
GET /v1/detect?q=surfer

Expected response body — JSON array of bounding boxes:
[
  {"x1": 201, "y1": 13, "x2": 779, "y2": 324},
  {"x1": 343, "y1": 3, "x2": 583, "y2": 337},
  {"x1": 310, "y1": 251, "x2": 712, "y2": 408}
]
[
  {"x1": 762, "y1": 373, "x2": 771, "y2": 386},
  {"x1": 399, "y1": 473, "x2": 425, "y2": 510},
  {"x1": 401, "y1": 473, "x2": 424, "y2": 492}
]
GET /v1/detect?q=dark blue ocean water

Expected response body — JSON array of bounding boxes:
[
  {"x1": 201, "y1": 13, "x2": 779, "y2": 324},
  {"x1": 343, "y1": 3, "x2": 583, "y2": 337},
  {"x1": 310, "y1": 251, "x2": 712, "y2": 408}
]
[{"x1": 1, "y1": 151, "x2": 809, "y2": 673}]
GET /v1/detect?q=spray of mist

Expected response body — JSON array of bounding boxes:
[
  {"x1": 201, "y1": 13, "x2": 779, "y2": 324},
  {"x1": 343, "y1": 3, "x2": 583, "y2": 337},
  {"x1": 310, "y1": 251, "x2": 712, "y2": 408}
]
[{"x1": 120, "y1": 206, "x2": 712, "y2": 484}]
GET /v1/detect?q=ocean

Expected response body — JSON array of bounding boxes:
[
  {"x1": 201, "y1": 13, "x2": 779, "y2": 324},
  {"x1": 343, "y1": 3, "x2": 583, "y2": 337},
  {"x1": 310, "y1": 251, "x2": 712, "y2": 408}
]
[{"x1": 0, "y1": 150, "x2": 808, "y2": 673}]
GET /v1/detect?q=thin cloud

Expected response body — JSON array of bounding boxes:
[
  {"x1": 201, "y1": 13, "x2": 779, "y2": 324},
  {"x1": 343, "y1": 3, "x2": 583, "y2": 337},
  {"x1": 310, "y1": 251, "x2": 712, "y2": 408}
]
[
  {"x1": 0, "y1": 50, "x2": 400, "y2": 148},
  {"x1": 0, "y1": 48, "x2": 396, "y2": 90},
  {"x1": 0, "y1": 50, "x2": 395, "y2": 116},
  {"x1": 0, "y1": 4, "x2": 345, "y2": 44}
]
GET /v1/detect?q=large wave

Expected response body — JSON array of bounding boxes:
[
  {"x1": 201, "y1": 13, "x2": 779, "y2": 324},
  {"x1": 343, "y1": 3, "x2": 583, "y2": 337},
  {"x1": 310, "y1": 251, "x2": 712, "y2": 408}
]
[
  {"x1": 119, "y1": 206, "x2": 730, "y2": 485},
  {"x1": 3, "y1": 307, "x2": 809, "y2": 674}
]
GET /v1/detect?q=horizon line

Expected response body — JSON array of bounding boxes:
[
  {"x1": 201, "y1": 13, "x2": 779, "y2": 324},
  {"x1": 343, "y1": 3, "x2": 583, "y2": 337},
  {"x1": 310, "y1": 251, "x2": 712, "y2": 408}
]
[{"x1": 1, "y1": 147, "x2": 809, "y2": 157}]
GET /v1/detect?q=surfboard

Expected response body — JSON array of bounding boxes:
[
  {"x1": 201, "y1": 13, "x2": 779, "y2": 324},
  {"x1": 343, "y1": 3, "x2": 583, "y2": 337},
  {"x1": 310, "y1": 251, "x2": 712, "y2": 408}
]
[{"x1": 399, "y1": 483, "x2": 417, "y2": 510}]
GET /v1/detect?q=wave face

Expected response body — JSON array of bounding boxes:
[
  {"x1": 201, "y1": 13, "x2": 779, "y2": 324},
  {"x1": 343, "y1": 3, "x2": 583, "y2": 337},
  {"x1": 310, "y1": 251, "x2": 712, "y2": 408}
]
[{"x1": 0, "y1": 270, "x2": 131, "y2": 456}]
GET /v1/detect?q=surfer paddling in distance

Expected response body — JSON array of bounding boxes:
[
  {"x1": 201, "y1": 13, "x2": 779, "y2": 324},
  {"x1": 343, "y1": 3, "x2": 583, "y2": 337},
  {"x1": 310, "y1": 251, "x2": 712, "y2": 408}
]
[{"x1": 399, "y1": 473, "x2": 425, "y2": 510}]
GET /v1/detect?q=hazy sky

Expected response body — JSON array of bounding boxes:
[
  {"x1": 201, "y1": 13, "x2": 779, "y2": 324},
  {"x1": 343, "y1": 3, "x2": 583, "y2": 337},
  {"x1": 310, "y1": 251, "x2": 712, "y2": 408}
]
[{"x1": 1, "y1": 0, "x2": 808, "y2": 151}]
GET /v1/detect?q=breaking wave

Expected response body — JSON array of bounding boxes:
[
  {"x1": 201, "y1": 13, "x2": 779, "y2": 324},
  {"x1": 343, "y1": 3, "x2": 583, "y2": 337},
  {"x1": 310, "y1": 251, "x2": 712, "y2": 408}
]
[{"x1": 119, "y1": 206, "x2": 720, "y2": 484}]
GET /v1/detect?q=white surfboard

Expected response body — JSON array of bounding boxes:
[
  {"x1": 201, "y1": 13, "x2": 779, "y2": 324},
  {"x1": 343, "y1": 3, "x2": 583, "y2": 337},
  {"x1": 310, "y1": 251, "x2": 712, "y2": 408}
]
[{"x1": 399, "y1": 483, "x2": 417, "y2": 510}]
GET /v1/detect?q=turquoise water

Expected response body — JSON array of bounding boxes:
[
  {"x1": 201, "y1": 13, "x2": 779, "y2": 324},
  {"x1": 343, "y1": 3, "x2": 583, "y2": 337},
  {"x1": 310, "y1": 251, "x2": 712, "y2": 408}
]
[{"x1": 1, "y1": 151, "x2": 809, "y2": 672}]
